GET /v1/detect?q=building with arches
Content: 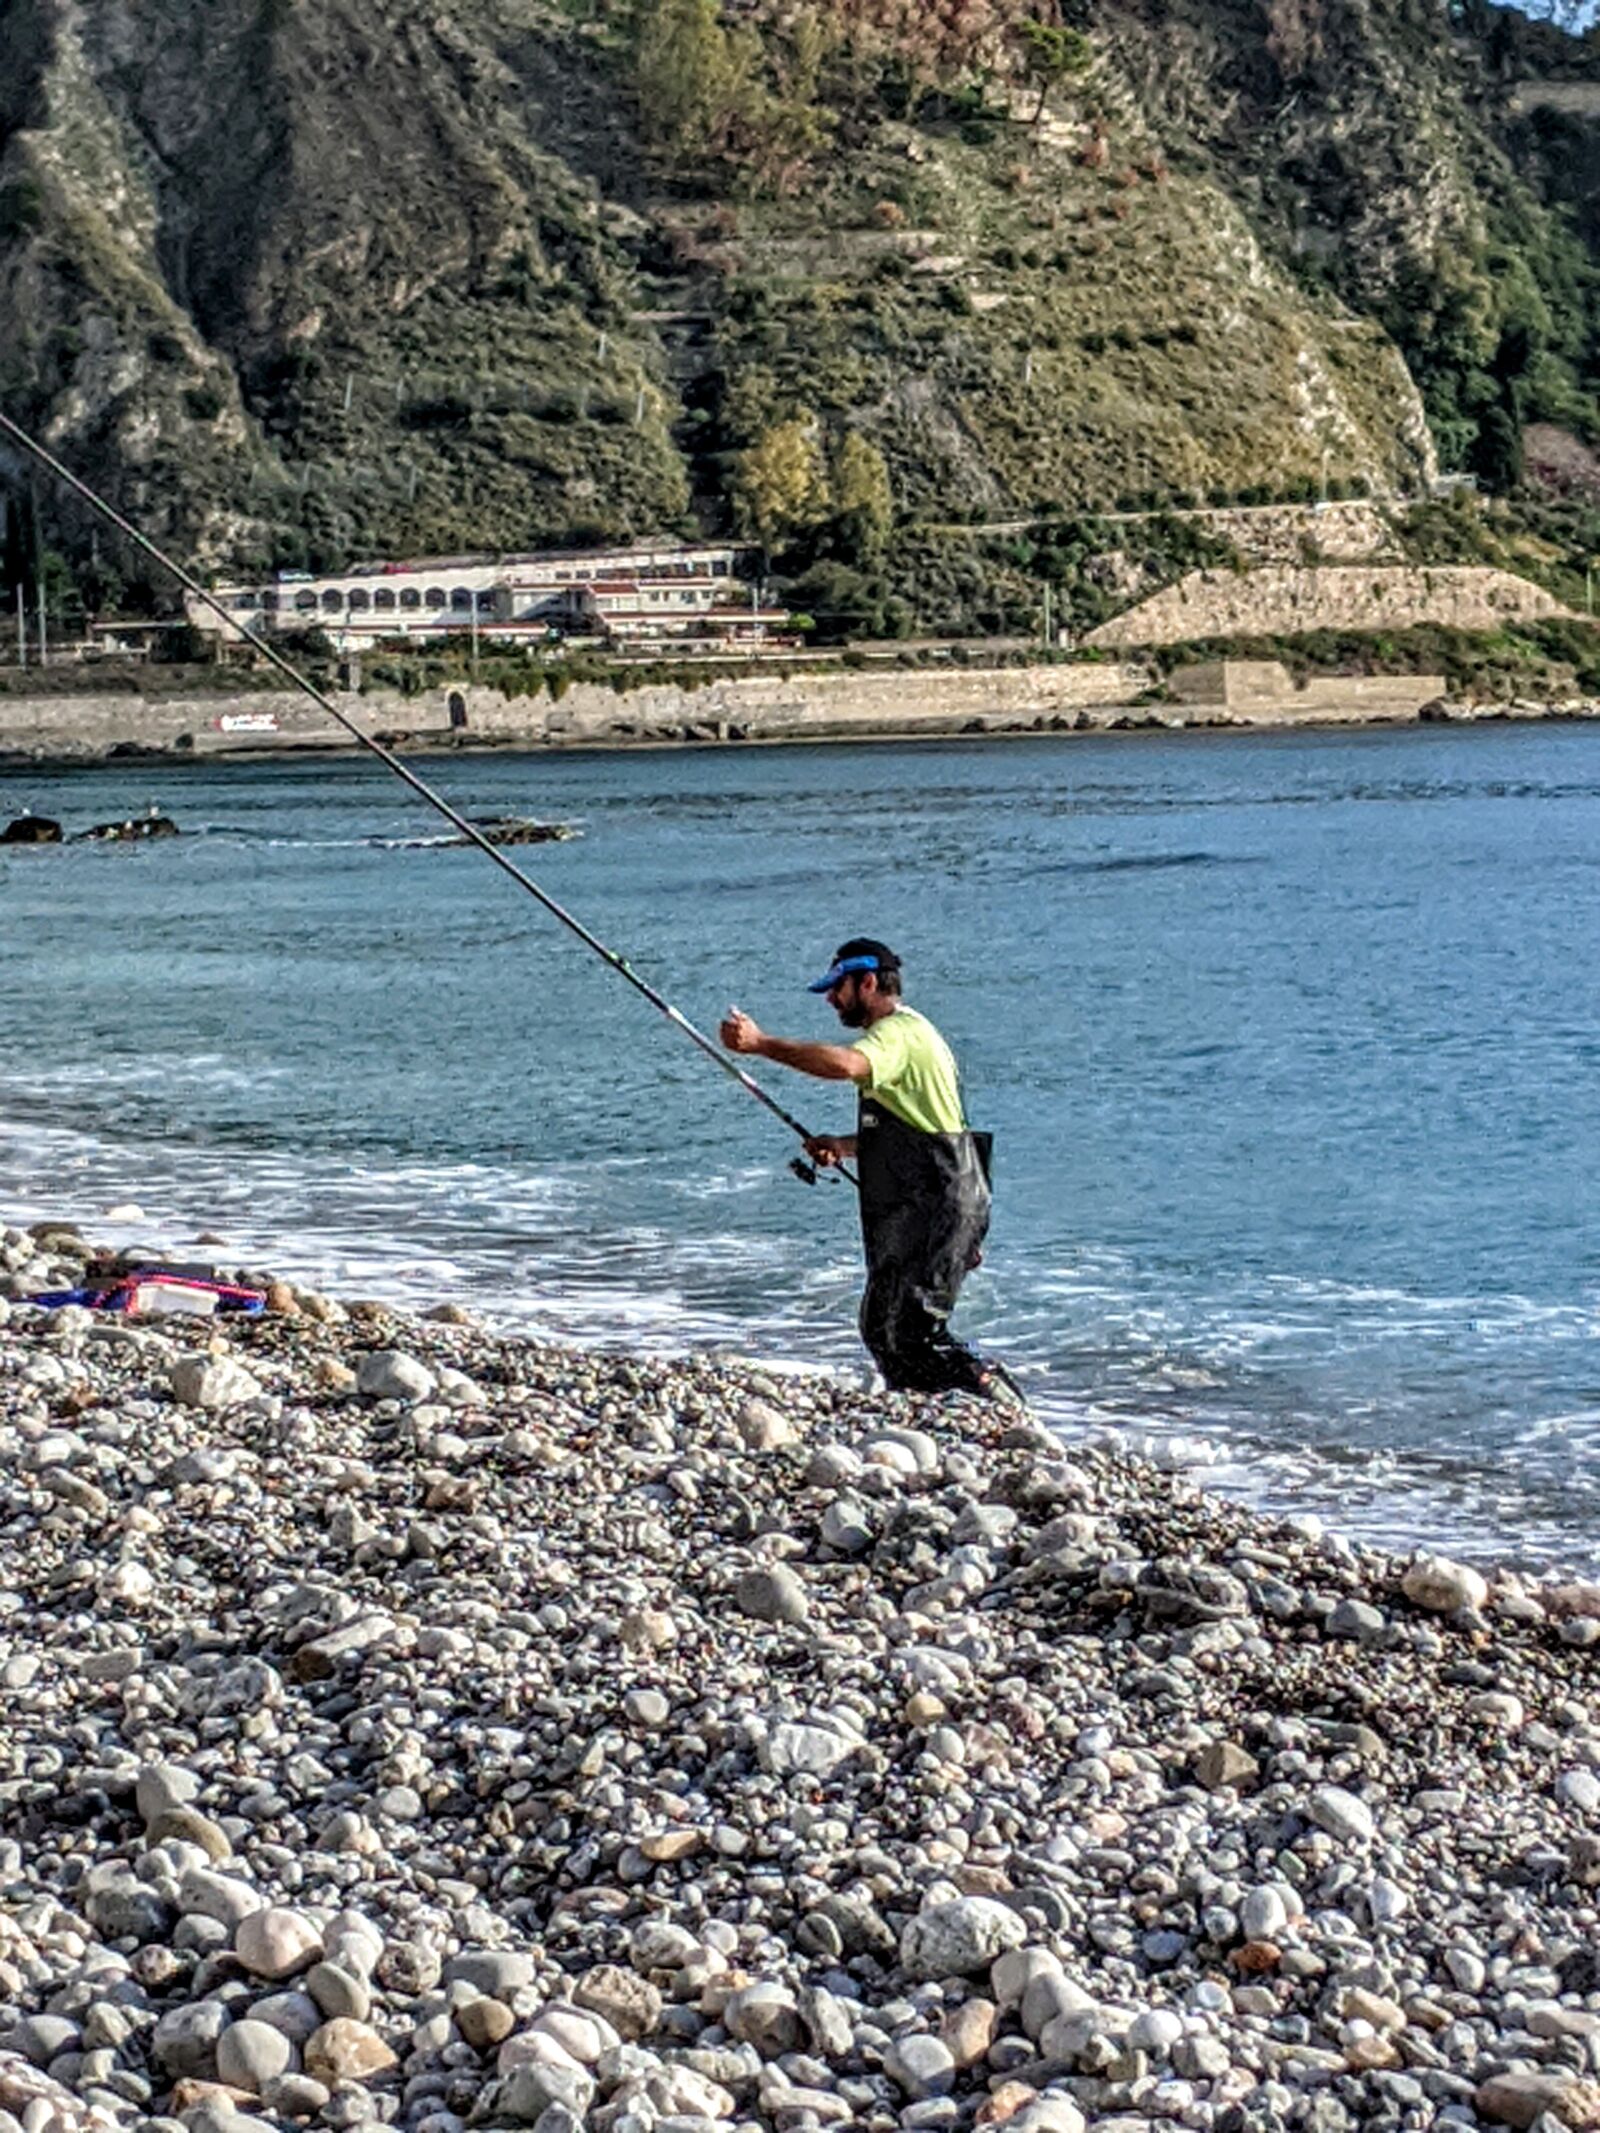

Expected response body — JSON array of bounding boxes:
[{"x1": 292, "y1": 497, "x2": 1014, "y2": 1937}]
[{"x1": 189, "y1": 541, "x2": 793, "y2": 656}]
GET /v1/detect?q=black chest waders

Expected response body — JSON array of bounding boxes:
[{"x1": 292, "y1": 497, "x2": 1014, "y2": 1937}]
[{"x1": 854, "y1": 1094, "x2": 994, "y2": 1394}]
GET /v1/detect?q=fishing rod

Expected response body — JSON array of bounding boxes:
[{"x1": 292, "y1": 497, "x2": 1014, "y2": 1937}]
[{"x1": 0, "y1": 407, "x2": 851, "y2": 1190}]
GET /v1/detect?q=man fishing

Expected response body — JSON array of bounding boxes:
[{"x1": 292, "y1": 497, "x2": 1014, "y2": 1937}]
[{"x1": 720, "y1": 939, "x2": 1020, "y2": 1404}]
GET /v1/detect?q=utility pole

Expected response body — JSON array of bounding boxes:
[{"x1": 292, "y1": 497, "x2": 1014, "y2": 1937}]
[
  {"x1": 1042, "y1": 581, "x2": 1052, "y2": 649},
  {"x1": 36, "y1": 579, "x2": 46, "y2": 668},
  {"x1": 16, "y1": 582, "x2": 25, "y2": 667},
  {"x1": 470, "y1": 592, "x2": 480, "y2": 677}
]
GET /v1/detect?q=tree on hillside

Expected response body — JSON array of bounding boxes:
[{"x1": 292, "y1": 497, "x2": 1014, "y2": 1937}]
[
  {"x1": 734, "y1": 415, "x2": 831, "y2": 553},
  {"x1": 830, "y1": 430, "x2": 894, "y2": 560},
  {"x1": 2, "y1": 489, "x2": 40, "y2": 605},
  {"x1": 1014, "y1": 19, "x2": 1090, "y2": 123},
  {"x1": 634, "y1": 0, "x2": 749, "y2": 162}
]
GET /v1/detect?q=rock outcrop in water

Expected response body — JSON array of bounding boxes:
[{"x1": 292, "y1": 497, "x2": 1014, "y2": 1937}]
[
  {"x1": 74, "y1": 816, "x2": 180, "y2": 843},
  {"x1": 441, "y1": 819, "x2": 580, "y2": 850},
  {"x1": 2, "y1": 1215, "x2": 1600, "y2": 2133},
  {"x1": 0, "y1": 815, "x2": 62, "y2": 844}
]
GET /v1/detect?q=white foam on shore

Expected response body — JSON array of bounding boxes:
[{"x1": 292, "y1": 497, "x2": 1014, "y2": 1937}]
[{"x1": 4, "y1": 1113, "x2": 1599, "y2": 1574}]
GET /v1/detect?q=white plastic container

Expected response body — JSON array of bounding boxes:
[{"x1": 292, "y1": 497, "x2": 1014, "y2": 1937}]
[{"x1": 128, "y1": 1280, "x2": 220, "y2": 1318}]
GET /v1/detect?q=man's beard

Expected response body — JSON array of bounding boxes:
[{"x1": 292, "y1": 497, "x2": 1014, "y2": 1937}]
[{"x1": 835, "y1": 999, "x2": 869, "y2": 1029}]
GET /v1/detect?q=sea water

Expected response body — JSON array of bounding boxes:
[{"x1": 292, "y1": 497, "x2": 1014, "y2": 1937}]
[{"x1": 3, "y1": 722, "x2": 1598, "y2": 1565}]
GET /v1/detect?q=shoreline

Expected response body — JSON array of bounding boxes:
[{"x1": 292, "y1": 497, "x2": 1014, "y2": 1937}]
[
  {"x1": 2, "y1": 698, "x2": 1599, "y2": 778},
  {"x1": 2, "y1": 658, "x2": 1599, "y2": 774},
  {"x1": 3, "y1": 1216, "x2": 1600, "y2": 2133}
]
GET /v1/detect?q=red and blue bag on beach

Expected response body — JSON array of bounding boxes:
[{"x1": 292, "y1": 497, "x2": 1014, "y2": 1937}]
[{"x1": 29, "y1": 1271, "x2": 266, "y2": 1317}]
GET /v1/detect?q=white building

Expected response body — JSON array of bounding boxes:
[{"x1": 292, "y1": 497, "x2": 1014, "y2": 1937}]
[{"x1": 186, "y1": 541, "x2": 790, "y2": 654}]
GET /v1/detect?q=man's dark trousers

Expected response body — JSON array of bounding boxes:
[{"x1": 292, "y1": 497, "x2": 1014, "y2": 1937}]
[{"x1": 855, "y1": 1095, "x2": 992, "y2": 1394}]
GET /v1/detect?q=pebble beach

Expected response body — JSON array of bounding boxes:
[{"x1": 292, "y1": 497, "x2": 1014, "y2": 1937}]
[{"x1": 4, "y1": 1217, "x2": 1600, "y2": 2133}]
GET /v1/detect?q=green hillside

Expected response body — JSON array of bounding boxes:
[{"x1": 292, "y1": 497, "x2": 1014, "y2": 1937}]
[{"x1": 3, "y1": 0, "x2": 1600, "y2": 630}]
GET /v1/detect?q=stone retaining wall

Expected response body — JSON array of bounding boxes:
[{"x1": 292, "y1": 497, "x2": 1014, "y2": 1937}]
[
  {"x1": 1168, "y1": 660, "x2": 1445, "y2": 720},
  {"x1": 1087, "y1": 565, "x2": 1575, "y2": 649},
  {"x1": 0, "y1": 662, "x2": 1155, "y2": 761}
]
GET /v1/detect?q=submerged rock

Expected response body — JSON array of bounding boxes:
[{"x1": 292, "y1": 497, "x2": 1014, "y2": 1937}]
[
  {"x1": 427, "y1": 817, "x2": 579, "y2": 849},
  {"x1": 76, "y1": 813, "x2": 179, "y2": 841}
]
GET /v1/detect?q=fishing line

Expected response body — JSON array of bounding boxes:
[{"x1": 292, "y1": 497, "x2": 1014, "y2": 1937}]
[{"x1": 0, "y1": 407, "x2": 851, "y2": 1189}]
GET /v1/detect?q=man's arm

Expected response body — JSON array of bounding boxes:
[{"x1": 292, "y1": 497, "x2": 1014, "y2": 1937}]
[{"x1": 720, "y1": 1008, "x2": 870, "y2": 1083}]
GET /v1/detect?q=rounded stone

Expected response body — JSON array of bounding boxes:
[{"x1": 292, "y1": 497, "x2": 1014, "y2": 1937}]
[
  {"x1": 216, "y1": 2019, "x2": 294, "y2": 2094},
  {"x1": 443, "y1": 1949, "x2": 535, "y2": 1996},
  {"x1": 1309, "y1": 1785, "x2": 1375, "y2": 1845},
  {"x1": 137, "y1": 1764, "x2": 201, "y2": 1824},
  {"x1": 733, "y1": 1564, "x2": 809, "y2": 1626},
  {"x1": 306, "y1": 1962, "x2": 371, "y2": 2022},
  {"x1": 572, "y1": 1964, "x2": 661, "y2": 2042},
  {"x1": 146, "y1": 1806, "x2": 232, "y2": 1861},
  {"x1": 1128, "y1": 2008, "x2": 1184, "y2": 2055},
  {"x1": 722, "y1": 1982, "x2": 803, "y2": 2056},
  {"x1": 884, "y1": 2032, "x2": 956, "y2": 2099},
  {"x1": 236, "y1": 1907, "x2": 324, "y2": 1980},
  {"x1": 457, "y1": 1998, "x2": 515, "y2": 2051},
  {"x1": 1402, "y1": 1555, "x2": 1489, "y2": 1613},
  {"x1": 303, "y1": 2018, "x2": 399, "y2": 2084},
  {"x1": 247, "y1": 1993, "x2": 323, "y2": 2046},
  {"x1": 356, "y1": 1350, "x2": 436, "y2": 1403}
]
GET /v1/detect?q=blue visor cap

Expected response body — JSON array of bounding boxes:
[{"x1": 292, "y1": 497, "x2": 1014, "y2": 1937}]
[{"x1": 807, "y1": 953, "x2": 883, "y2": 993}]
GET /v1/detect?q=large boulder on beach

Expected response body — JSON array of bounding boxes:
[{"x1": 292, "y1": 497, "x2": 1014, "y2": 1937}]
[
  {"x1": 1402, "y1": 1554, "x2": 1489, "y2": 1613},
  {"x1": 170, "y1": 1354, "x2": 263, "y2": 1410},
  {"x1": 356, "y1": 1349, "x2": 436, "y2": 1402}
]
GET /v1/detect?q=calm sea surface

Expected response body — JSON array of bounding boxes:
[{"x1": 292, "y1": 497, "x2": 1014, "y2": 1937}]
[{"x1": 2, "y1": 724, "x2": 1598, "y2": 1565}]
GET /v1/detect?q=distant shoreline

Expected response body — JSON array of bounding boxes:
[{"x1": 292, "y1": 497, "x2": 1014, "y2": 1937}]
[{"x1": 3, "y1": 691, "x2": 1600, "y2": 776}]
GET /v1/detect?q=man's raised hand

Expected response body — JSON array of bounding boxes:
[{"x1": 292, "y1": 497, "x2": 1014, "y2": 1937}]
[{"x1": 721, "y1": 1006, "x2": 764, "y2": 1054}]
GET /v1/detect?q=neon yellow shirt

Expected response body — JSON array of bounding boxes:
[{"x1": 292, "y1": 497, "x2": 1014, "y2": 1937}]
[{"x1": 853, "y1": 1006, "x2": 966, "y2": 1135}]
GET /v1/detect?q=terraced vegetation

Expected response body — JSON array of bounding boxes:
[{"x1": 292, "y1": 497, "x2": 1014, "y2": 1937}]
[{"x1": 3, "y1": 0, "x2": 1600, "y2": 638}]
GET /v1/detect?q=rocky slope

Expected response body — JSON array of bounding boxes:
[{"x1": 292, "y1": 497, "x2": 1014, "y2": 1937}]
[{"x1": 0, "y1": 0, "x2": 1596, "y2": 589}]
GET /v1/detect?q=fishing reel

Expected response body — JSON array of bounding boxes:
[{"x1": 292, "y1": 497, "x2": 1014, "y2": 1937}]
[{"x1": 789, "y1": 1153, "x2": 856, "y2": 1187}]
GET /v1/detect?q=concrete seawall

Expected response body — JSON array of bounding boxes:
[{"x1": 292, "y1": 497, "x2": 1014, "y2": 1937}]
[
  {"x1": 0, "y1": 662, "x2": 1158, "y2": 762},
  {"x1": 0, "y1": 654, "x2": 1534, "y2": 765}
]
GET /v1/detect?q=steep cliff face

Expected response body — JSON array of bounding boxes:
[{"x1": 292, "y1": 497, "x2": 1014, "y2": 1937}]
[
  {"x1": 0, "y1": 0, "x2": 690, "y2": 568},
  {"x1": 0, "y1": 0, "x2": 1594, "y2": 589}
]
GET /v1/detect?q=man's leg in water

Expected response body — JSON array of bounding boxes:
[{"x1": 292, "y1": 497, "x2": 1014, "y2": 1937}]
[{"x1": 861, "y1": 1257, "x2": 990, "y2": 1395}]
